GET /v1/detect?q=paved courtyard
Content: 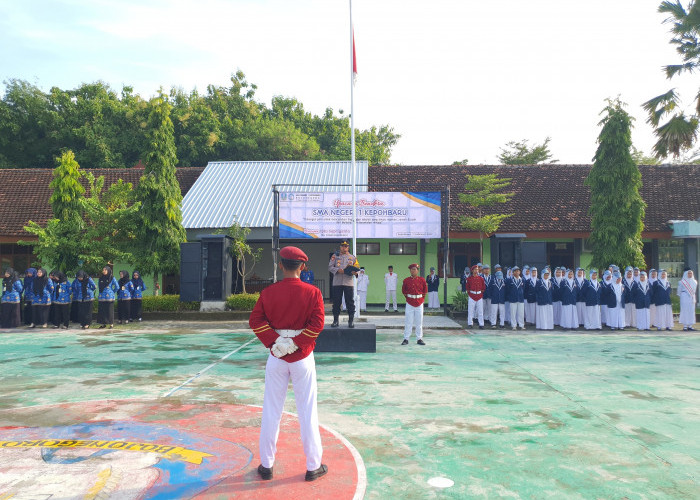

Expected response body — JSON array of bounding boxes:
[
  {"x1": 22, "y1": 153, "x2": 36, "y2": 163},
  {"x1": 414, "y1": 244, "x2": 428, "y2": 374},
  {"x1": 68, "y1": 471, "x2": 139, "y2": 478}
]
[{"x1": 1, "y1": 317, "x2": 699, "y2": 498}]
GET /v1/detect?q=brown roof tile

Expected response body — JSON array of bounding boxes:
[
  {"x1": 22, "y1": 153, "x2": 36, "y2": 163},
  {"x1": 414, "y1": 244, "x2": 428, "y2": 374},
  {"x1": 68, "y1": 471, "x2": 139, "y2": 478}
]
[
  {"x1": 0, "y1": 167, "x2": 204, "y2": 237},
  {"x1": 368, "y1": 164, "x2": 700, "y2": 235}
]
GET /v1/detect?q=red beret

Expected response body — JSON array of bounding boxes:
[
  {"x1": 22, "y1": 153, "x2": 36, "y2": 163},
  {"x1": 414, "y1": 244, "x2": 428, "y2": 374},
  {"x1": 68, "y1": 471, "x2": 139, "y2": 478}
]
[
  {"x1": 279, "y1": 246, "x2": 308, "y2": 262},
  {"x1": 471, "y1": 265, "x2": 479, "y2": 271},
  {"x1": 408, "y1": 263, "x2": 419, "y2": 270}
]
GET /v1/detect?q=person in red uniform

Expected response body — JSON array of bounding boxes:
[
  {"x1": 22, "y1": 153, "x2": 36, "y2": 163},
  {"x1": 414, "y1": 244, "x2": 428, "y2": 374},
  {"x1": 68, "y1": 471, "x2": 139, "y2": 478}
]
[
  {"x1": 249, "y1": 246, "x2": 328, "y2": 482},
  {"x1": 401, "y1": 263, "x2": 428, "y2": 345},
  {"x1": 466, "y1": 264, "x2": 486, "y2": 329}
]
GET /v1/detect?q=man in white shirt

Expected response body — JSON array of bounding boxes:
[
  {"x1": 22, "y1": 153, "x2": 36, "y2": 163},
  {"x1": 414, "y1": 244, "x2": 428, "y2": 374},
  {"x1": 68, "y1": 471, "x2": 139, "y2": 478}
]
[
  {"x1": 384, "y1": 265, "x2": 398, "y2": 312},
  {"x1": 356, "y1": 267, "x2": 369, "y2": 312}
]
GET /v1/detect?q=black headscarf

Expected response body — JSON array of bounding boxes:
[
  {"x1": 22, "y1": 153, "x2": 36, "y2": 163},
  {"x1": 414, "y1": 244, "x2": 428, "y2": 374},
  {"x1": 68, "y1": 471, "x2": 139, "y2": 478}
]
[
  {"x1": 131, "y1": 271, "x2": 145, "y2": 290},
  {"x1": 76, "y1": 270, "x2": 88, "y2": 298},
  {"x1": 54, "y1": 271, "x2": 66, "y2": 299},
  {"x1": 118, "y1": 270, "x2": 130, "y2": 289},
  {"x1": 3, "y1": 267, "x2": 18, "y2": 293},
  {"x1": 33, "y1": 268, "x2": 48, "y2": 295},
  {"x1": 99, "y1": 266, "x2": 113, "y2": 292}
]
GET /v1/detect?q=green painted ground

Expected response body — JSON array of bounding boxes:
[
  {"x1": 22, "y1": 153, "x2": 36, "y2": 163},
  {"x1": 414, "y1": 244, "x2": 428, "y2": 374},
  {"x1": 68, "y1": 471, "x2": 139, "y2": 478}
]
[{"x1": 1, "y1": 324, "x2": 699, "y2": 499}]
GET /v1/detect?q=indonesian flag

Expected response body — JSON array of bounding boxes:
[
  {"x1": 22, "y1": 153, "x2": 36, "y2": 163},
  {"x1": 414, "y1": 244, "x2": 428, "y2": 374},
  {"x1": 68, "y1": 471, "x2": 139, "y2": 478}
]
[{"x1": 352, "y1": 30, "x2": 358, "y2": 86}]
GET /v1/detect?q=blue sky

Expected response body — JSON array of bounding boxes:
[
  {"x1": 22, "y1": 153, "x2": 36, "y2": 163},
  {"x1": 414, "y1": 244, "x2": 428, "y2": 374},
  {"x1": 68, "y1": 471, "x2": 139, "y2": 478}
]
[{"x1": 1, "y1": 0, "x2": 696, "y2": 165}]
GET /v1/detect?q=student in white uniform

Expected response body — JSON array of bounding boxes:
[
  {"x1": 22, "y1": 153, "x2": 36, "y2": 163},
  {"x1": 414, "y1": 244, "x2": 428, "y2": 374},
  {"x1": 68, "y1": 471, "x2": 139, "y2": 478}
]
[
  {"x1": 677, "y1": 270, "x2": 697, "y2": 331},
  {"x1": 356, "y1": 267, "x2": 369, "y2": 312},
  {"x1": 384, "y1": 265, "x2": 398, "y2": 312}
]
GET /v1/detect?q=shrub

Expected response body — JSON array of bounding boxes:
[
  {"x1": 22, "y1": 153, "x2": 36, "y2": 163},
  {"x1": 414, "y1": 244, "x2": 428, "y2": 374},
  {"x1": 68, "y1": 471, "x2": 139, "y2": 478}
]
[
  {"x1": 141, "y1": 295, "x2": 200, "y2": 312},
  {"x1": 226, "y1": 293, "x2": 260, "y2": 311},
  {"x1": 452, "y1": 291, "x2": 469, "y2": 311},
  {"x1": 671, "y1": 294, "x2": 680, "y2": 314}
]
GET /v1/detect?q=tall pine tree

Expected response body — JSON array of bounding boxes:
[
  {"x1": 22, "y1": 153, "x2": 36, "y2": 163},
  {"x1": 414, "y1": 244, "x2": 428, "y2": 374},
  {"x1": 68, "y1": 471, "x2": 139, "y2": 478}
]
[
  {"x1": 134, "y1": 91, "x2": 186, "y2": 290},
  {"x1": 585, "y1": 99, "x2": 646, "y2": 270}
]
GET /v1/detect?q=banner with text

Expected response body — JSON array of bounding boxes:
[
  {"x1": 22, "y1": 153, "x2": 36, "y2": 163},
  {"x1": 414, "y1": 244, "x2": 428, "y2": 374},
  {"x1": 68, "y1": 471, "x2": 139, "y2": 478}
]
[{"x1": 279, "y1": 191, "x2": 441, "y2": 239}]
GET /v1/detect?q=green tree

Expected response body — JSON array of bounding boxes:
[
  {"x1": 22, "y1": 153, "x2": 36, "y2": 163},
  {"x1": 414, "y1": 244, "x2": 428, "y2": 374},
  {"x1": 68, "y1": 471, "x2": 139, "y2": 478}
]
[
  {"x1": 217, "y1": 220, "x2": 263, "y2": 294},
  {"x1": 631, "y1": 146, "x2": 662, "y2": 165},
  {"x1": 585, "y1": 99, "x2": 646, "y2": 270},
  {"x1": 133, "y1": 91, "x2": 186, "y2": 288},
  {"x1": 497, "y1": 137, "x2": 557, "y2": 165},
  {"x1": 49, "y1": 150, "x2": 85, "y2": 221},
  {"x1": 458, "y1": 174, "x2": 514, "y2": 261},
  {"x1": 452, "y1": 159, "x2": 469, "y2": 165},
  {"x1": 643, "y1": 1, "x2": 700, "y2": 158}
]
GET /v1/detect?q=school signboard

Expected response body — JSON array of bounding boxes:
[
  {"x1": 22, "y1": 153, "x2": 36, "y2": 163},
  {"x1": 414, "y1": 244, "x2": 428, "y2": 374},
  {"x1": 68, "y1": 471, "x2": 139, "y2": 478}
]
[{"x1": 279, "y1": 191, "x2": 441, "y2": 239}]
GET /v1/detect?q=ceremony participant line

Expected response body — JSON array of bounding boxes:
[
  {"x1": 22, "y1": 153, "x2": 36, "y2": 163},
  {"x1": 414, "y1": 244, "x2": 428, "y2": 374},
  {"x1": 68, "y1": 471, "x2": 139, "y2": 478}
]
[{"x1": 162, "y1": 338, "x2": 256, "y2": 398}]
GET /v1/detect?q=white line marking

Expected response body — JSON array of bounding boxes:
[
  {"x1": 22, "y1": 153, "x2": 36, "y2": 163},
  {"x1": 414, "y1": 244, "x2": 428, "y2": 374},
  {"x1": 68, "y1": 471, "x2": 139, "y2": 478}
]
[{"x1": 162, "y1": 338, "x2": 256, "y2": 398}]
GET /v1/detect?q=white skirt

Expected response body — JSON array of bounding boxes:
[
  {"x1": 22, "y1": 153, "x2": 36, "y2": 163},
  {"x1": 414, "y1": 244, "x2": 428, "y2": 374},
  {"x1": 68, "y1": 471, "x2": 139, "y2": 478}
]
[
  {"x1": 536, "y1": 304, "x2": 554, "y2": 330},
  {"x1": 654, "y1": 304, "x2": 673, "y2": 329},
  {"x1": 576, "y1": 302, "x2": 586, "y2": 325},
  {"x1": 635, "y1": 308, "x2": 651, "y2": 330},
  {"x1": 679, "y1": 294, "x2": 696, "y2": 326},
  {"x1": 649, "y1": 304, "x2": 656, "y2": 327},
  {"x1": 625, "y1": 303, "x2": 636, "y2": 327},
  {"x1": 607, "y1": 305, "x2": 625, "y2": 329},
  {"x1": 560, "y1": 304, "x2": 579, "y2": 329},
  {"x1": 553, "y1": 301, "x2": 562, "y2": 326},
  {"x1": 584, "y1": 305, "x2": 601, "y2": 330},
  {"x1": 601, "y1": 303, "x2": 608, "y2": 325},
  {"x1": 525, "y1": 301, "x2": 537, "y2": 324}
]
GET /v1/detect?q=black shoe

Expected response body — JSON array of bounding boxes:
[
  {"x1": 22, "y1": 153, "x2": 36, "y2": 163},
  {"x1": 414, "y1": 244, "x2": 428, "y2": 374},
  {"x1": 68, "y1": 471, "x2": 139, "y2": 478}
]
[
  {"x1": 417, "y1": 339, "x2": 425, "y2": 345},
  {"x1": 305, "y1": 464, "x2": 328, "y2": 481},
  {"x1": 385, "y1": 309, "x2": 389, "y2": 312},
  {"x1": 401, "y1": 339, "x2": 408, "y2": 345},
  {"x1": 348, "y1": 319, "x2": 354, "y2": 328},
  {"x1": 478, "y1": 325, "x2": 484, "y2": 329},
  {"x1": 331, "y1": 320, "x2": 339, "y2": 328},
  {"x1": 257, "y1": 464, "x2": 273, "y2": 480}
]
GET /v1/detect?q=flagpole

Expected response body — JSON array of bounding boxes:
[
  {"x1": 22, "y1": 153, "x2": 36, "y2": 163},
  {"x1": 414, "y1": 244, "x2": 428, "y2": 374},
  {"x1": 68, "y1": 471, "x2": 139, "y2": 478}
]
[{"x1": 350, "y1": 0, "x2": 359, "y2": 319}]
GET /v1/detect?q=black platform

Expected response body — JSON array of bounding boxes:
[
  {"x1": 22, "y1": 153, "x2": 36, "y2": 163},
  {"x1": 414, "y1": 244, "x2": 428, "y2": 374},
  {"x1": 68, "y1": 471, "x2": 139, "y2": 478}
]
[{"x1": 315, "y1": 323, "x2": 376, "y2": 353}]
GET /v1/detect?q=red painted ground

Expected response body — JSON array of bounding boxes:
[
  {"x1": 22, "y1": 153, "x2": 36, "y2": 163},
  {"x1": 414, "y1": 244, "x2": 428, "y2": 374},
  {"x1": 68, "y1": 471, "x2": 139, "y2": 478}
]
[{"x1": 0, "y1": 400, "x2": 364, "y2": 499}]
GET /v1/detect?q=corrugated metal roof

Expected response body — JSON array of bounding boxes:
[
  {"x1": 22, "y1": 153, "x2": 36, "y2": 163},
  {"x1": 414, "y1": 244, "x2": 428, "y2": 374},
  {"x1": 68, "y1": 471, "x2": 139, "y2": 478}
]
[{"x1": 181, "y1": 161, "x2": 369, "y2": 229}]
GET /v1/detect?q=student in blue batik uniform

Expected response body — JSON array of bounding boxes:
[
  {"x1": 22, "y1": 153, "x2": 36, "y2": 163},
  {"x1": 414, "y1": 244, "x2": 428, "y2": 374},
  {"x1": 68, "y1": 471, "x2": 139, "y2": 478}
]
[
  {"x1": 75, "y1": 270, "x2": 96, "y2": 329},
  {"x1": 300, "y1": 266, "x2": 314, "y2": 285},
  {"x1": 97, "y1": 266, "x2": 119, "y2": 329},
  {"x1": 23, "y1": 267, "x2": 36, "y2": 325},
  {"x1": 31, "y1": 268, "x2": 54, "y2": 328},
  {"x1": 117, "y1": 270, "x2": 134, "y2": 324},
  {"x1": 130, "y1": 271, "x2": 146, "y2": 322},
  {"x1": 632, "y1": 271, "x2": 653, "y2": 331},
  {"x1": 1, "y1": 268, "x2": 23, "y2": 328},
  {"x1": 52, "y1": 272, "x2": 72, "y2": 329},
  {"x1": 70, "y1": 274, "x2": 81, "y2": 324}
]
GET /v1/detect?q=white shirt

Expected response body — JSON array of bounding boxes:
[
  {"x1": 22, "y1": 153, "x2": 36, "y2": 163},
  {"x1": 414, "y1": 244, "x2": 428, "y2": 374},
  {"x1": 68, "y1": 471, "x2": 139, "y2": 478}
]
[
  {"x1": 384, "y1": 272, "x2": 398, "y2": 291},
  {"x1": 357, "y1": 273, "x2": 369, "y2": 292}
]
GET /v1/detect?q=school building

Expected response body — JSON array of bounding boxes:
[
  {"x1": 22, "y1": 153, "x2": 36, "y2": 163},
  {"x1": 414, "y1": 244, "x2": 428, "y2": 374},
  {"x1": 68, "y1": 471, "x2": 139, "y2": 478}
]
[{"x1": 1, "y1": 162, "x2": 698, "y2": 305}]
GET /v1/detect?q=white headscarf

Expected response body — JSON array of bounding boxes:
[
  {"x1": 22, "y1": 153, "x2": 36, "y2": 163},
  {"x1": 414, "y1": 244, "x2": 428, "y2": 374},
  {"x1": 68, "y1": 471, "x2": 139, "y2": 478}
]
[
  {"x1": 677, "y1": 270, "x2": 697, "y2": 297},
  {"x1": 566, "y1": 270, "x2": 575, "y2": 288},
  {"x1": 624, "y1": 270, "x2": 634, "y2": 288},
  {"x1": 530, "y1": 269, "x2": 538, "y2": 286},
  {"x1": 612, "y1": 276, "x2": 623, "y2": 302},
  {"x1": 576, "y1": 268, "x2": 585, "y2": 288},
  {"x1": 658, "y1": 271, "x2": 669, "y2": 289},
  {"x1": 638, "y1": 272, "x2": 649, "y2": 293},
  {"x1": 649, "y1": 269, "x2": 657, "y2": 285}
]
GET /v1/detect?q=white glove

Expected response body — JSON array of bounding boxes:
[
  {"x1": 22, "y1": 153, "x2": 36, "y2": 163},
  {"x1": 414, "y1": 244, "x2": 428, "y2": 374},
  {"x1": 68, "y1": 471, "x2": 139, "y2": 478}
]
[{"x1": 271, "y1": 337, "x2": 298, "y2": 358}]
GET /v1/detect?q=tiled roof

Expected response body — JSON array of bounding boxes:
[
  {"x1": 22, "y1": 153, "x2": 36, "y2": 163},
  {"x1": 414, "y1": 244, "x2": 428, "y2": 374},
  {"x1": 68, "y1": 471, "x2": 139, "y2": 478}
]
[
  {"x1": 368, "y1": 164, "x2": 700, "y2": 234},
  {"x1": 0, "y1": 167, "x2": 204, "y2": 237}
]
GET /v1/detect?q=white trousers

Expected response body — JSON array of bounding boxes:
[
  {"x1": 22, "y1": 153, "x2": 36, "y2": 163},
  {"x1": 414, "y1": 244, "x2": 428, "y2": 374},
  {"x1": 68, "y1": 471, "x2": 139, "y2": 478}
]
[
  {"x1": 576, "y1": 302, "x2": 586, "y2": 326},
  {"x1": 260, "y1": 353, "x2": 322, "y2": 471},
  {"x1": 525, "y1": 301, "x2": 537, "y2": 324},
  {"x1": 385, "y1": 289, "x2": 397, "y2": 311},
  {"x1": 504, "y1": 301, "x2": 511, "y2": 323},
  {"x1": 483, "y1": 298, "x2": 492, "y2": 319},
  {"x1": 467, "y1": 298, "x2": 484, "y2": 326},
  {"x1": 509, "y1": 301, "x2": 525, "y2": 328},
  {"x1": 428, "y1": 291, "x2": 440, "y2": 309},
  {"x1": 490, "y1": 303, "x2": 505, "y2": 326},
  {"x1": 358, "y1": 290, "x2": 367, "y2": 311},
  {"x1": 404, "y1": 302, "x2": 424, "y2": 339}
]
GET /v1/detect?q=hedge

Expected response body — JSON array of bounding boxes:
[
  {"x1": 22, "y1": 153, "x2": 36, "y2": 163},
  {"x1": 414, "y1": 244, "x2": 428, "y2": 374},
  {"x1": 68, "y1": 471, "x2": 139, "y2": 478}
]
[
  {"x1": 142, "y1": 295, "x2": 200, "y2": 312},
  {"x1": 226, "y1": 293, "x2": 260, "y2": 311}
]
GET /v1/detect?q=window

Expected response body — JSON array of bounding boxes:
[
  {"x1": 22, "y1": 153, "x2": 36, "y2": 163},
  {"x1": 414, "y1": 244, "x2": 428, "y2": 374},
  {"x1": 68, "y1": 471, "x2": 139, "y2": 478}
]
[
  {"x1": 439, "y1": 242, "x2": 480, "y2": 277},
  {"x1": 356, "y1": 242, "x2": 380, "y2": 255},
  {"x1": 389, "y1": 242, "x2": 417, "y2": 255},
  {"x1": 658, "y1": 239, "x2": 685, "y2": 286}
]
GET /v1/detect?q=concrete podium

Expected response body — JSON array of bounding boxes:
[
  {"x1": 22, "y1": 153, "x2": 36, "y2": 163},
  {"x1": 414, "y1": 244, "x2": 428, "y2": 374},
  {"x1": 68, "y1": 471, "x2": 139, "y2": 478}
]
[{"x1": 316, "y1": 323, "x2": 376, "y2": 353}]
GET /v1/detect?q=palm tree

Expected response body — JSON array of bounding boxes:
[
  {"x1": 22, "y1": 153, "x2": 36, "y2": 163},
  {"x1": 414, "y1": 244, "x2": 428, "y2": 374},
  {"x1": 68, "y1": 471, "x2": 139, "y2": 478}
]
[{"x1": 643, "y1": 1, "x2": 700, "y2": 158}]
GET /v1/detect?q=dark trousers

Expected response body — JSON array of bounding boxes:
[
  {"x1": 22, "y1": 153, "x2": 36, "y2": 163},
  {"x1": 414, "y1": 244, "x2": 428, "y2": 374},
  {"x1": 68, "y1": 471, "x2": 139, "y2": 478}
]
[
  {"x1": 332, "y1": 285, "x2": 355, "y2": 320},
  {"x1": 32, "y1": 304, "x2": 50, "y2": 326},
  {"x1": 78, "y1": 301, "x2": 93, "y2": 327},
  {"x1": 70, "y1": 300, "x2": 79, "y2": 323},
  {"x1": 131, "y1": 299, "x2": 142, "y2": 320},
  {"x1": 118, "y1": 299, "x2": 131, "y2": 321},
  {"x1": 1, "y1": 302, "x2": 21, "y2": 328},
  {"x1": 54, "y1": 303, "x2": 70, "y2": 327},
  {"x1": 23, "y1": 301, "x2": 32, "y2": 325},
  {"x1": 97, "y1": 301, "x2": 115, "y2": 325}
]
